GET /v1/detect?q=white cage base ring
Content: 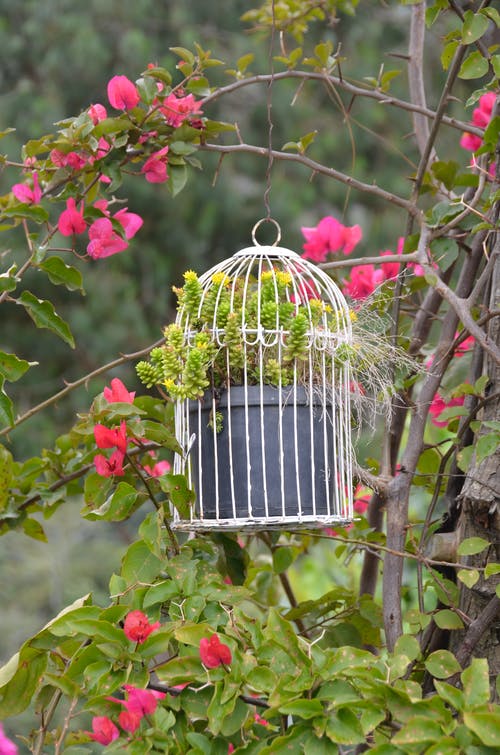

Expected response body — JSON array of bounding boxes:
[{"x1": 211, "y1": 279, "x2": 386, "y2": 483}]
[{"x1": 167, "y1": 236, "x2": 355, "y2": 531}]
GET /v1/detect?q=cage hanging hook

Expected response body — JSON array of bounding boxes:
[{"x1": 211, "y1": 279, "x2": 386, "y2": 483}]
[{"x1": 251, "y1": 217, "x2": 281, "y2": 247}]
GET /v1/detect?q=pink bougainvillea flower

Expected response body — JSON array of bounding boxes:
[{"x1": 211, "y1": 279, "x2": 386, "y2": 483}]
[
  {"x1": 107, "y1": 75, "x2": 140, "y2": 110},
  {"x1": 454, "y1": 332, "x2": 475, "y2": 357},
  {"x1": 94, "y1": 421, "x2": 128, "y2": 454},
  {"x1": 123, "y1": 610, "x2": 160, "y2": 643},
  {"x1": 429, "y1": 393, "x2": 465, "y2": 427},
  {"x1": 460, "y1": 131, "x2": 482, "y2": 152},
  {"x1": 343, "y1": 264, "x2": 385, "y2": 300},
  {"x1": 141, "y1": 146, "x2": 169, "y2": 183},
  {"x1": 353, "y1": 484, "x2": 371, "y2": 515},
  {"x1": 87, "y1": 217, "x2": 129, "y2": 259},
  {"x1": 103, "y1": 378, "x2": 135, "y2": 404},
  {"x1": 58, "y1": 197, "x2": 86, "y2": 236},
  {"x1": 12, "y1": 171, "x2": 42, "y2": 205},
  {"x1": 143, "y1": 460, "x2": 171, "y2": 477},
  {"x1": 460, "y1": 91, "x2": 497, "y2": 152},
  {"x1": 94, "y1": 449, "x2": 125, "y2": 477},
  {"x1": 88, "y1": 102, "x2": 108, "y2": 124},
  {"x1": 88, "y1": 716, "x2": 119, "y2": 745},
  {"x1": 49, "y1": 149, "x2": 86, "y2": 170},
  {"x1": 161, "y1": 92, "x2": 203, "y2": 128},
  {"x1": 123, "y1": 685, "x2": 166, "y2": 716},
  {"x1": 199, "y1": 634, "x2": 232, "y2": 668},
  {"x1": 254, "y1": 712, "x2": 269, "y2": 726},
  {"x1": 0, "y1": 723, "x2": 18, "y2": 755},
  {"x1": 113, "y1": 207, "x2": 143, "y2": 239},
  {"x1": 92, "y1": 200, "x2": 143, "y2": 240},
  {"x1": 118, "y1": 709, "x2": 141, "y2": 734},
  {"x1": 228, "y1": 745, "x2": 235, "y2": 754},
  {"x1": 301, "y1": 215, "x2": 362, "y2": 262}
]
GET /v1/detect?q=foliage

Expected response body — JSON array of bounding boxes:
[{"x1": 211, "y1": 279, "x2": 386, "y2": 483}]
[
  {"x1": 0, "y1": 0, "x2": 500, "y2": 752},
  {"x1": 136, "y1": 266, "x2": 350, "y2": 399}
]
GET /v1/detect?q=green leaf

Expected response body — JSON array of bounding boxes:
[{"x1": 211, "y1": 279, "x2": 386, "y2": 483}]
[
  {"x1": 485, "y1": 562, "x2": 500, "y2": 578},
  {"x1": 476, "y1": 432, "x2": 500, "y2": 463},
  {"x1": 0, "y1": 647, "x2": 47, "y2": 717},
  {"x1": 2, "y1": 204, "x2": 49, "y2": 223},
  {"x1": 278, "y1": 698, "x2": 324, "y2": 719},
  {"x1": 169, "y1": 46, "x2": 195, "y2": 66},
  {"x1": 0, "y1": 380, "x2": 14, "y2": 429},
  {"x1": 425, "y1": 650, "x2": 461, "y2": 679},
  {"x1": 393, "y1": 717, "x2": 444, "y2": 745},
  {"x1": 325, "y1": 708, "x2": 365, "y2": 745},
  {"x1": 459, "y1": 51, "x2": 489, "y2": 80},
  {"x1": 462, "y1": 658, "x2": 491, "y2": 708},
  {"x1": 457, "y1": 569, "x2": 479, "y2": 588},
  {"x1": 0, "y1": 351, "x2": 35, "y2": 382},
  {"x1": 493, "y1": 55, "x2": 500, "y2": 79},
  {"x1": 246, "y1": 666, "x2": 277, "y2": 693},
  {"x1": 21, "y1": 518, "x2": 47, "y2": 542},
  {"x1": 462, "y1": 11, "x2": 489, "y2": 45},
  {"x1": 159, "y1": 473, "x2": 195, "y2": 519},
  {"x1": 65, "y1": 618, "x2": 126, "y2": 645},
  {"x1": 237, "y1": 53, "x2": 254, "y2": 73},
  {"x1": 84, "y1": 482, "x2": 142, "y2": 522},
  {"x1": 174, "y1": 622, "x2": 215, "y2": 646},
  {"x1": 273, "y1": 546, "x2": 296, "y2": 573},
  {"x1": 0, "y1": 443, "x2": 13, "y2": 511},
  {"x1": 394, "y1": 635, "x2": 421, "y2": 662},
  {"x1": 434, "y1": 680, "x2": 465, "y2": 712},
  {"x1": 0, "y1": 265, "x2": 18, "y2": 293},
  {"x1": 433, "y1": 610, "x2": 464, "y2": 630},
  {"x1": 18, "y1": 291, "x2": 75, "y2": 348},
  {"x1": 143, "y1": 580, "x2": 178, "y2": 609},
  {"x1": 457, "y1": 537, "x2": 490, "y2": 556},
  {"x1": 483, "y1": 7, "x2": 500, "y2": 26},
  {"x1": 168, "y1": 164, "x2": 188, "y2": 197},
  {"x1": 120, "y1": 540, "x2": 163, "y2": 585},
  {"x1": 441, "y1": 40, "x2": 458, "y2": 70},
  {"x1": 463, "y1": 711, "x2": 500, "y2": 746},
  {"x1": 39, "y1": 256, "x2": 84, "y2": 292},
  {"x1": 430, "y1": 237, "x2": 459, "y2": 268}
]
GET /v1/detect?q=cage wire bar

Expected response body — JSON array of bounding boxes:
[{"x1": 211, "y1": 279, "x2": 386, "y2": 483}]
[{"x1": 172, "y1": 241, "x2": 355, "y2": 531}]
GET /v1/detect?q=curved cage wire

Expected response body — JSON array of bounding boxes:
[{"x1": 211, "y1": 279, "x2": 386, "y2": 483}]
[{"x1": 172, "y1": 242, "x2": 355, "y2": 531}]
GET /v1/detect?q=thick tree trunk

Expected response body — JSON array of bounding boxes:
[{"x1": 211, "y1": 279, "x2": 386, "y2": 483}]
[{"x1": 451, "y1": 251, "x2": 500, "y2": 689}]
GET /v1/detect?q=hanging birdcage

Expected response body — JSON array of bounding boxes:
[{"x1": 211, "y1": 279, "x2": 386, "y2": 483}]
[{"x1": 163, "y1": 223, "x2": 355, "y2": 530}]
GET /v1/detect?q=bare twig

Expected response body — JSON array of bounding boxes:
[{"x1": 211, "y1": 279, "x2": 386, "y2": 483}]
[
  {"x1": 200, "y1": 143, "x2": 420, "y2": 216},
  {"x1": 202, "y1": 71, "x2": 481, "y2": 137}
]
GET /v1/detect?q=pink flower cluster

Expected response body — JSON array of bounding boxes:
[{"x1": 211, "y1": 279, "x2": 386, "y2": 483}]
[
  {"x1": 300, "y1": 218, "x2": 424, "y2": 301},
  {"x1": 106, "y1": 74, "x2": 203, "y2": 184},
  {"x1": 123, "y1": 610, "x2": 160, "y2": 644},
  {"x1": 58, "y1": 197, "x2": 143, "y2": 260},
  {"x1": 11, "y1": 172, "x2": 42, "y2": 205},
  {"x1": 429, "y1": 393, "x2": 465, "y2": 428},
  {"x1": 342, "y1": 237, "x2": 423, "y2": 300},
  {"x1": 460, "y1": 92, "x2": 496, "y2": 152},
  {"x1": 89, "y1": 685, "x2": 166, "y2": 744},
  {"x1": 199, "y1": 633, "x2": 232, "y2": 668},
  {"x1": 11, "y1": 72, "x2": 204, "y2": 264},
  {"x1": 301, "y1": 215, "x2": 362, "y2": 262}
]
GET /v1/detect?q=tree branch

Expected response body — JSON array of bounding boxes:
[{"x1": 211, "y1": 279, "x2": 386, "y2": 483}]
[
  {"x1": 200, "y1": 143, "x2": 420, "y2": 216},
  {"x1": 202, "y1": 71, "x2": 481, "y2": 137},
  {"x1": 408, "y1": 2, "x2": 435, "y2": 159},
  {"x1": 455, "y1": 595, "x2": 500, "y2": 668}
]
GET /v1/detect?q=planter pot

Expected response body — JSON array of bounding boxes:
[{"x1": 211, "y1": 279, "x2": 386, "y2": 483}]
[{"x1": 175, "y1": 384, "x2": 350, "y2": 530}]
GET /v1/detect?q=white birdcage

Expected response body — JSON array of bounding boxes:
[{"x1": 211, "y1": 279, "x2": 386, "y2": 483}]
[{"x1": 171, "y1": 224, "x2": 354, "y2": 531}]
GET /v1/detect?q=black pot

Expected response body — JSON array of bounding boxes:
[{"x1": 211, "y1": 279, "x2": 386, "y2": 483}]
[{"x1": 187, "y1": 384, "x2": 336, "y2": 523}]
